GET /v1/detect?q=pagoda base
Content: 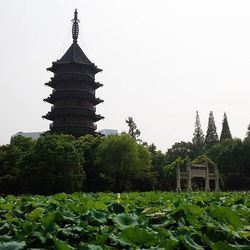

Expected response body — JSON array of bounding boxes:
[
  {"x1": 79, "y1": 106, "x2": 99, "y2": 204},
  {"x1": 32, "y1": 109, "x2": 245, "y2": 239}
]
[{"x1": 50, "y1": 125, "x2": 96, "y2": 137}]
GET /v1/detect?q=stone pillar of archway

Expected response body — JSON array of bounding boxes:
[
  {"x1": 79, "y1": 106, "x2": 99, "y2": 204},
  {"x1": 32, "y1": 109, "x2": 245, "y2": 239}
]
[
  {"x1": 215, "y1": 165, "x2": 220, "y2": 191},
  {"x1": 187, "y1": 162, "x2": 192, "y2": 191},
  {"x1": 176, "y1": 164, "x2": 181, "y2": 191},
  {"x1": 204, "y1": 161, "x2": 210, "y2": 191}
]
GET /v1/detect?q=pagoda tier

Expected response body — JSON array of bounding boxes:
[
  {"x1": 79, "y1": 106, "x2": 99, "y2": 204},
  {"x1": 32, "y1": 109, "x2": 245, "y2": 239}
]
[
  {"x1": 45, "y1": 76, "x2": 103, "y2": 90},
  {"x1": 43, "y1": 90, "x2": 103, "y2": 105},
  {"x1": 43, "y1": 9, "x2": 104, "y2": 137},
  {"x1": 43, "y1": 108, "x2": 103, "y2": 122}
]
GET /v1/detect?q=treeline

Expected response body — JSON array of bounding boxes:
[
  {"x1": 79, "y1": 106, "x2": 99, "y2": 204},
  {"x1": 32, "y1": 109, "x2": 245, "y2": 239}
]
[
  {"x1": 0, "y1": 133, "x2": 155, "y2": 194},
  {"x1": 0, "y1": 114, "x2": 249, "y2": 194}
]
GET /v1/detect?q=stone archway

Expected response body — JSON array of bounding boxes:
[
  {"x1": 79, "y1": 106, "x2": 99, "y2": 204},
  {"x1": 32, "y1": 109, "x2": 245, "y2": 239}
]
[{"x1": 176, "y1": 160, "x2": 220, "y2": 191}]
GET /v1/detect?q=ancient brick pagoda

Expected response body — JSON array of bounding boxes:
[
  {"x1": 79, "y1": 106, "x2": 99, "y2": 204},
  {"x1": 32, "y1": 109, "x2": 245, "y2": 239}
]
[{"x1": 43, "y1": 9, "x2": 104, "y2": 137}]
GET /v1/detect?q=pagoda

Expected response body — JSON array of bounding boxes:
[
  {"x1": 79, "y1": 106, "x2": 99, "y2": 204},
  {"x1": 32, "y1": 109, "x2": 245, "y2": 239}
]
[{"x1": 43, "y1": 9, "x2": 104, "y2": 137}]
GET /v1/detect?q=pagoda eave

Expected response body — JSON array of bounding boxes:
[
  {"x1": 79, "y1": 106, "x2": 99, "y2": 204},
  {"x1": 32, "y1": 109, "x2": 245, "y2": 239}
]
[
  {"x1": 45, "y1": 79, "x2": 103, "y2": 90},
  {"x1": 43, "y1": 107, "x2": 101, "y2": 118},
  {"x1": 48, "y1": 61, "x2": 102, "y2": 75},
  {"x1": 93, "y1": 114, "x2": 104, "y2": 122},
  {"x1": 94, "y1": 98, "x2": 104, "y2": 105}
]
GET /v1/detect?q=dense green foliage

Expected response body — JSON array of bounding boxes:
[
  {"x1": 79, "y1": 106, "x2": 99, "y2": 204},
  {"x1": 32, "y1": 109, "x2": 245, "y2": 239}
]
[
  {"x1": 207, "y1": 139, "x2": 250, "y2": 190},
  {"x1": 0, "y1": 192, "x2": 249, "y2": 249},
  {"x1": 20, "y1": 134, "x2": 85, "y2": 194},
  {"x1": 73, "y1": 135, "x2": 103, "y2": 192},
  {"x1": 96, "y1": 133, "x2": 155, "y2": 192},
  {"x1": 0, "y1": 133, "x2": 157, "y2": 194}
]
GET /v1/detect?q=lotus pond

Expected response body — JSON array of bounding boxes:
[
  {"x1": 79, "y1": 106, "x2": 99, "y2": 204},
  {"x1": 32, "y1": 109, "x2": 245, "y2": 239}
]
[{"x1": 0, "y1": 192, "x2": 249, "y2": 249}]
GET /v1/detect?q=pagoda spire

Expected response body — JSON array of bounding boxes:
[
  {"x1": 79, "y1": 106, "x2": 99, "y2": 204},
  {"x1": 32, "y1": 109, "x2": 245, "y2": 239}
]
[{"x1": 72, "y1": 9, "x2": 80, "y2": 43}]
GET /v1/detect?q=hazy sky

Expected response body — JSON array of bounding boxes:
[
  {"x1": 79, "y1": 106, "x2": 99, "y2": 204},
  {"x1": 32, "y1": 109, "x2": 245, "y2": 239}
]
[{"x1": 1, "y1": 0, "x2": 250, "y2": 151}]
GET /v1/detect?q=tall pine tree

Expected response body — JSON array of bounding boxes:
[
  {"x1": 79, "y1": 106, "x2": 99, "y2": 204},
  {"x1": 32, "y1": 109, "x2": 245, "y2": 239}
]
[
  {"x1": 192, "y1": 111, "x2": 205, "y2": 152},
  {"x1": 205, "y1": 111, "x2": 218, "y2": 148},
  {"x1": 245, "y1": 124, "x2": 250, "y2": 140},
  {"x1": 220, "y1": 112, "x2": 232, "y2": 141}
]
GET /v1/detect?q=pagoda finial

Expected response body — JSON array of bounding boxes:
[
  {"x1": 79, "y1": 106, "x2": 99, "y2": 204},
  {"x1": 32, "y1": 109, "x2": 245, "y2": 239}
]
[{"x1": 72, "y1": 9, "x2": 80, "y2": 43}]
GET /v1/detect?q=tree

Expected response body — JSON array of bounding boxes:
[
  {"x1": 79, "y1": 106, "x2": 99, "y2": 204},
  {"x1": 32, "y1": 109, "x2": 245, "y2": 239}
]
[
  {"x1": 20, "y1": 134, "x2": 85, "y2": 194},
  {"x1": 166, "y1": 141, "x2": 197, "y2": 163},
  {"x1": 0, "y1": 136, "x2": 35, "y2": 194},
  {"x1": 164, "y1": 157, "x2": 188, "y2": 191},
  {"x1": 126, "y1": 117, "x2": 141, "y2": 142},
  {"x1": 132, "y1": 143, "x2": 157, "y2": 191},
  {"x1": 141, "y1": 143, "x2": 167, "y2": 190},
  {"x1": 205, "y1": 111, "x2": 219, "y2": 148},
  {"x1": 150, "y1": 150, "x2": 166, "y2": 190},
  {"x1": 238, "y1": 139, "x2": 250, "y2": 189},
  {"x1": 74, "y1": 135, "x2": 103, "y2": 191},
  {"x1": 0, "y1": 145, "x2": 22, "y2": 194},
  {"x1": 220, "y1": 112, "x2": 232, "y2": 141},
  {"x1": 245, "y1": 124, "x2": 250, "y2": 140},
  {"x1": 96, "y1": 133, "x2": 153, "y2": 192},
  {"x1": 207, "y1": 138, "x2": 244, "y2": 190},
  {"x1": 192, "y1": 111, "x2": 205, "y2": 153},
  {"x1": 147, "y1": 143, "x2": 157, "y2": 154},
  {"x1": 10, "y1": 135, "x2": 35, "y2": 151}
]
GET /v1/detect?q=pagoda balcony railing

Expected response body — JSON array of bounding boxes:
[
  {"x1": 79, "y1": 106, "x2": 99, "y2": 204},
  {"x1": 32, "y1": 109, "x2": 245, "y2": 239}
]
[
  {"x1": 54, "y1": 72, "x2": 94, "y2": 80},
  {"x1": 52, "y1": 88, "x2": 95, "y2": 95},
  {"x1": 50, "y1": 122, "x2": 97, "y2": 130},
  {"x1": 51, "y1": 105, "x2": 96, "y2": 112},
  {"x1": 55, "y1": 84, "x2": 95, "y2": 92}
]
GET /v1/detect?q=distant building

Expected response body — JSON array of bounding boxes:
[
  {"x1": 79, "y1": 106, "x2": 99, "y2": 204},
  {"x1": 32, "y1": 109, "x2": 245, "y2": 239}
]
[
  {"x1": 11, "y1": 132, "x2": 44, "y2": 141},
  {"x1": 11, "y1": 129, "x2": 117, "y2": 142},
  {"x1": 43, "y1": 9, "x2": 104, "y2": 137},
  {"x1": 98, "y1": 129, "x2": 118, "y2": 136}
]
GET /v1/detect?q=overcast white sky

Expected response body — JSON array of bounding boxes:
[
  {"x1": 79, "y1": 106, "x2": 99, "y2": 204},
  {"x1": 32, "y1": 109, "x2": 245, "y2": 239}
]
[{"x1": 1, "y1": 0, "x2": 250, "y2": 151}]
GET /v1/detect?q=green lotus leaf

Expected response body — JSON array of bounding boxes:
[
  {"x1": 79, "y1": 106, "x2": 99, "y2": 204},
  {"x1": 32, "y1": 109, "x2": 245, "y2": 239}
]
[
  {"x1": 0, "y1": 223, "x2": 10, "y2": 234},
  {"x1": 210, "y1": 206, "x2": 243, "y2": 229},
  {"x1": 0, "y1": 203, "x2": 13, "y2": 211},
  {"x1": 41, "y1": 212, "x2": 57, "y2": 228},
  {"x1": 107, "y1": 203, "x2": 125, "y2": 214},
  {"x1": 112, "y1": 213, "x2": 138, "y2": 229},
  {"x1": 91, "y1": 210, "x2": 107, "y2": 224},
  {"x1": 0, "y1": 241, "x2": 26, "y2": 250},
  {"x1": 181, "y1": 234, "x2": 204, "y2": 250},
  {"x1": 181, "y1": 204, "x2": 205, "y2": 217},
  {"x1": 30, "y1": 231, "x2": 47, "y2": 244},
  {"x1": 53, "y1": 237, "x2": 76, "y2": 250},
  {"x1": 25, "y1": 207, "x2": 44, "y2": 221},
  {"x1": 118, "y1": 226, "x2": 157, "y2": 247},
  {"x1": 212, "y1": 241, "x2": 237, "y2": 250},
  {"x1": 78, "y1": 243, "x2": 104, "y2": 250},
  {"x1": 90, "y1": 233, "x2": 109, "y2": 245},
  {"x1": 142, "y1": 207, "x2": 160, "y2": 215},
  {"x1": 0, "y1": 235, "x2": 13, "y2": 242},
  {"x1": 161, "y1": 239, "x2": 179, "y2": 250},
  {"x1": 54, "y1": 193, "x2": 68, "y2": 200}
]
